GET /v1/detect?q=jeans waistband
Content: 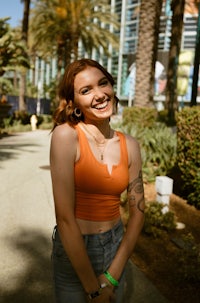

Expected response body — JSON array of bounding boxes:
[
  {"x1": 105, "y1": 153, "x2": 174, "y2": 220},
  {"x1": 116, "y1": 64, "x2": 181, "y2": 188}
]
[
  {"x1": 83, "y1": 220, "x2": 123, "y2": 245},
  {"x1": 52, "y1": 219, "x2": 123, "y2": 245}
]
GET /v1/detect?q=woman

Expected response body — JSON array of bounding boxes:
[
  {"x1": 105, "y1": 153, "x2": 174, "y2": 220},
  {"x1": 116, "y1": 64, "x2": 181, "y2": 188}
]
[{"x1": 50, "y1": 58, "x2": 145, "y2": 303}]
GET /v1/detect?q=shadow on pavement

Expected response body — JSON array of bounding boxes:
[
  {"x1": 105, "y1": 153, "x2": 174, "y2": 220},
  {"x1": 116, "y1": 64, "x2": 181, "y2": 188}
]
[
  {"x1": 0, "y1": 142, "x2": 40, "y2": 164},
  {"x1": 0, "y1": 229, "x2": 55, "y2": 303}
]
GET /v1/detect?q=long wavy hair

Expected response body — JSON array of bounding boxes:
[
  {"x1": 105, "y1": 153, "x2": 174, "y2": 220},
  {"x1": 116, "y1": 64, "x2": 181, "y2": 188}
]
[{"x1": 52, "y1": 58, "x2": 118, "y2": 129}]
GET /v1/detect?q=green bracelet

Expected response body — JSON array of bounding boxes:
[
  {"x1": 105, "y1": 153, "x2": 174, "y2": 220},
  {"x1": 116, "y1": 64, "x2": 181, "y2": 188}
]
[{"x1": 104, "y1": 271, "x2": 119, "y2": 287}]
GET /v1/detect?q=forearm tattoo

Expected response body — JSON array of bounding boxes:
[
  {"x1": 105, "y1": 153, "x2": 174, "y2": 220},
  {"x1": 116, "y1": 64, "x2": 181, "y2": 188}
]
[{"x1": 128, "y1": 170, "x2": 144, "y2": 213}]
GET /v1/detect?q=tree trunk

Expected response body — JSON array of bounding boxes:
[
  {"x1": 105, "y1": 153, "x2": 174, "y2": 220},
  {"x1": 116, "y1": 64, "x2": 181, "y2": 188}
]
[
  {"x1": 19, "y1": 0, "x2": 30, "y2": 111},
  {"x1": 165, "y1": 0, "x2": 185, "y2": 123},
  {"x1": 191, "y1": 3, "x2": 200, "y2": 106},
  {"x1": 56, "y1": 41, "x2": 66, "y2": 81},
  {"x1": 22, "y1": 0, "x2": 30, "y2": 42},
  {"x1": 72, "y1": 34, "x2": 79, "y2": 61},
  {"x1": 19, "y1": 71, "x2": 27, "y2": 111},
  {"x1": 134, "y1": 0, "x2": 163, "y2": 107}
]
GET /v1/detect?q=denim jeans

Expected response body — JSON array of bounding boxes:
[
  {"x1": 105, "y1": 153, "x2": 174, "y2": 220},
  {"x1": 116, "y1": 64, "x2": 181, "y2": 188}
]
[{"x1": 52, "y1": 220, "x2": 126, "y2": 303}]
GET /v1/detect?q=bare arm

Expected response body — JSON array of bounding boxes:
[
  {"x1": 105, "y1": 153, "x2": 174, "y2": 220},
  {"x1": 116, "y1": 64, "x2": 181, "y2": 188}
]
[
  {"x1": 99, "y1": 135, "x2": 145, "y2": 283},
  {"x1": 50, "y1": 124, "x2": 111, "y2": 300}
]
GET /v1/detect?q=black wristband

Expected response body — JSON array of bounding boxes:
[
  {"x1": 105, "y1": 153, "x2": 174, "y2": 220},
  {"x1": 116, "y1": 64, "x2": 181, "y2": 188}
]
[
  {"x1": 87, "y1": 283, "x2": 108, "y2": 300},
  {"x1": 87, "y1": 288, "x2": 102, "y2": 299}
]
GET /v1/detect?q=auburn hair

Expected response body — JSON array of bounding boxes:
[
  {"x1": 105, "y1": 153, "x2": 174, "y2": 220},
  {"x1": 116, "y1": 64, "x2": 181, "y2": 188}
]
[{"x1": 52, "y1": 58, "x2": 116, "y2": 128}]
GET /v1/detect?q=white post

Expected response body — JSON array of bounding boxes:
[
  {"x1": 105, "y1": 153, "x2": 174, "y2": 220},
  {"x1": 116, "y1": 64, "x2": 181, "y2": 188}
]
[{"x1": 155, "y1": 176, "x2": 173, "y2": 207}]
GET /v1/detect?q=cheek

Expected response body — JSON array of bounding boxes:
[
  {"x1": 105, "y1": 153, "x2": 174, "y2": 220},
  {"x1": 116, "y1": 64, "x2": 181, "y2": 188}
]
[
  {"x1": 75, "y1": 97, "x2": 92, "y2": 112},
  {"x1": 108, "y1": 87, "x2": 115, "y2": 98},
  {"x1": 74, "y1": 95, "x2": 88, "y2": 106}
]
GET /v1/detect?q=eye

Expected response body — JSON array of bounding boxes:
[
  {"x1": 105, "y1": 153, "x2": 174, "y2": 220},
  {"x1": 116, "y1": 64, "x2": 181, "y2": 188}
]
[
  {"x1": 80, "y1": 87, "x2": 90, "y2": 95},
  {"x1": 100, "y1": 79, "x2": 109, "y2": 86}
]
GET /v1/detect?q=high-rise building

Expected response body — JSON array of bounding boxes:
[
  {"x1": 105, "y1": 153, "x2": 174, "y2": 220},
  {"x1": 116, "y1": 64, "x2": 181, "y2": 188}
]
[
  {"x1": 26, "y1": 0, "x2": 199, "y2": 102},
  {"x1": 110, "y1": 0, "x2": 199, "y2": 100}
]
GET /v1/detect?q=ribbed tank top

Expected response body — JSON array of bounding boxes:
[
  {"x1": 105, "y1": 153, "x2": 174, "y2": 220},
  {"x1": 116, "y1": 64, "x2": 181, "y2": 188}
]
[{"x1": 74, "y1": 124, "x2": 129, "y2": 221}]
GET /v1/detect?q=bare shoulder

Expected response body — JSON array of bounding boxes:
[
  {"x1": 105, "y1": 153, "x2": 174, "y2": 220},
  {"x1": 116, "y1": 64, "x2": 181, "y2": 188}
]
[
  {"x1": 123, "y1": 133, "x2": 140, "y2": 151},
  {"x1": 122, "y1": 133, "x2": 141, "y2": 166},
  {"x1": 51, "y1": 123, "x2": 77, "y2": 141},
  {"x1": 50, "y1": 123, "x2": 78, "y2": 159}
]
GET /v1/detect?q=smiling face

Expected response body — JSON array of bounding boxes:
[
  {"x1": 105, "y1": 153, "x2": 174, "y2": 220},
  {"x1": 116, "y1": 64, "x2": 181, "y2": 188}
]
[{"x1": 74, "y1": 66, "x2": 115, "y2": 123}]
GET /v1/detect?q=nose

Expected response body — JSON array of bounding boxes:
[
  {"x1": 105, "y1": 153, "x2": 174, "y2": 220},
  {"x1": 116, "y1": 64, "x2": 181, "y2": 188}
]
[{"x1": 94, "y1": 88, "x2": 105, "y2": 101}]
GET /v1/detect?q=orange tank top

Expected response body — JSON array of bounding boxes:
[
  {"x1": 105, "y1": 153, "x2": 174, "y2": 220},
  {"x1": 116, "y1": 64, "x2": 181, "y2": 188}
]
[{"x1": 74, "y1": 124, "x2": 129, "y2": 221}]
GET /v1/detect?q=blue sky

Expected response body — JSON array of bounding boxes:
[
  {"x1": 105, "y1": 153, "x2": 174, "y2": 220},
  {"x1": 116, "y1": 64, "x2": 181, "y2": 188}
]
[{"x1": 0, "y1": 0, "x2": 24, "y2": 27}]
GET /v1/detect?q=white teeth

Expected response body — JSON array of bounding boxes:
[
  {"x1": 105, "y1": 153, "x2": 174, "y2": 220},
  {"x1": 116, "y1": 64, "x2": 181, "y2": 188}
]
[{"x1": 95, "y1": 101, "x2": 108, "y2": 109}]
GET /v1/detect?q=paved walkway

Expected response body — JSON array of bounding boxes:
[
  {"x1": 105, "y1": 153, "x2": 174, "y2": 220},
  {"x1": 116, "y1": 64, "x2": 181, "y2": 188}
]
[{"x1": 0, "y1": 130, "x2": 169, "y2": 302}]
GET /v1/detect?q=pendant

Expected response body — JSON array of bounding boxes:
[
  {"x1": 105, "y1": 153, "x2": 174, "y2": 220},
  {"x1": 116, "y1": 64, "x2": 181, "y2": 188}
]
[{"x1": 101, "y1": 154, "x2": 103, "y2": 161}]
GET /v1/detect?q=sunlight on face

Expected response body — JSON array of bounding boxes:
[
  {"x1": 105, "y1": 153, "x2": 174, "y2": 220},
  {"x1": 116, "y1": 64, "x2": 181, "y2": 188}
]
[{"x1": 74, "y1": 67, "x2": 115, "y2": 122}]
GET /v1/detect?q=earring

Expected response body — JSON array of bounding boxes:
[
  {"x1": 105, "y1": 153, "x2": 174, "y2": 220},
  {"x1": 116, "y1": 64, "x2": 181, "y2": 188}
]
[{"x1": 74, "y1": 108, "x2": 82, "y2": 118}]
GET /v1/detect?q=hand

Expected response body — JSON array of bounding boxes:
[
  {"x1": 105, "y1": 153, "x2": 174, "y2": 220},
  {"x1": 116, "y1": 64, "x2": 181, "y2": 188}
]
[
  {"x1": 98, "y1": 273, "x2": 116, "y2": 302},
  {"x1": 86, "y1": 286, "x2": 115, "y2": 303},
  {"x1": 98, "y1": 273, "x2": 114, "y2": 290}
]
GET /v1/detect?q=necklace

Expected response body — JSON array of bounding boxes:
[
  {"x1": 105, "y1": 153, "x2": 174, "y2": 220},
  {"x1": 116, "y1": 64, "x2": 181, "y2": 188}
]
[{"x1": 80, "y1": 123, "x2": 111, "y2": 162}]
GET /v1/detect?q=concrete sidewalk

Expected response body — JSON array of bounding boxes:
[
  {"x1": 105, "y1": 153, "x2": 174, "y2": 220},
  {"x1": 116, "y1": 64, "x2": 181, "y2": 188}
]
[{"x1": 0, "y1": 130, "x2": 169, "y2": 302}]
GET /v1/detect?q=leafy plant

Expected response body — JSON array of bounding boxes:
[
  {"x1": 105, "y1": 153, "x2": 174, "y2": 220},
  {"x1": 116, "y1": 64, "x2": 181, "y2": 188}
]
[
  {"x1": 118, "y1": 107, "x2": 177, "y2": 182},
  {"x1": 120, "y1": 192, "x2": 176, "y2": 238},
  {"x1": 37, "y1": 114, "x2": 53, "y2": 129},
  {"x1": 0, "y1": 18, "x2": 30, "y2": 77},
  {"x1": 118, "y1": 122, "x2": 176, "y2": 182},
  {"x1": 176, "y1": 107, "x2": 200, "y2": 209},
  {"x1": 122, "y1": 106, "x2": 157, "y2": 129},
  {"x1": 143, "y1": 201, "x2": 176, "y2": 238},
  {"x1": 0, "y1": 78, "x2": 13, "y2": 95},
  {"x1": 2, "y1": 112, "x2": 53, "y2": 133},
  {"x1": 2, "y1": 118, "x2": 31, "y2": 133}
]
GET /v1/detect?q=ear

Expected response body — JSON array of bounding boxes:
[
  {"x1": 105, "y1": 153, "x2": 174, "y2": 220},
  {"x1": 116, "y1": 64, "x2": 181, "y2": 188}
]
[{"x1": 113, "y1": 95, "x2": 119, "y2": 114}]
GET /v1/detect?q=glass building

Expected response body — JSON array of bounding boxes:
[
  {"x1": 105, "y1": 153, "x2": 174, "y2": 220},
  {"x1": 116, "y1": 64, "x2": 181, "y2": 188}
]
[
  {"x1": 26, "y1": 0, "x2": 199, "y2": 102},
  {"x1": 110, "y1": 0, "x2": 199, "y2": 99}
]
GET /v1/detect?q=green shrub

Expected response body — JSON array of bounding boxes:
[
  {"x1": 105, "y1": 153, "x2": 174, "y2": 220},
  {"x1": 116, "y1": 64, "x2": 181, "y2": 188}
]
[
  {"x1": 143, "y1": 201, "x2": 176, "y2": 237},
  {"x1": 13, "y1": 110, "x2": 31, "y2": 125},
  {"x1": 122, "y1": 107, "x2": 157, "y2": 129},
  {"x1": 157, "y1": 109, "x2": 178, "y2": 126},
  {"x1": 37, "y1": 114, "x2": 53, "y2": 130},
  {"x1": 137, "y1": 124, "x2": 176, "y2": 181},
  {"x1": 2, "y1": 113, "x2": 53, "y2": 132},
  {"x1": 120, "y1": 192, "x2": 176, "y2": 238},
  {"x1": 3, "y1": 119, "x2": 31, "y2": 132},
  {"x1": 118, "y1": 121, "x2": 176, "y2": 182},
  {"x1": 176, "y1": 107, "x2": 200, "y2": 209},
  {"x1": 157, "y1": 109, "x2": 169, "y2": 125}
]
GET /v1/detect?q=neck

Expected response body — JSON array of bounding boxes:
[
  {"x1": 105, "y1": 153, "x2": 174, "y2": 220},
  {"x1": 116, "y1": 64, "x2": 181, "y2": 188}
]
[{"x1": 82, "y1": 119, "x2": 111, "y2": 139}]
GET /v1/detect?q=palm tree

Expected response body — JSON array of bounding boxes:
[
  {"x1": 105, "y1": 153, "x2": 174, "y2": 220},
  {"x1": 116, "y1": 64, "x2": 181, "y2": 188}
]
[
  {"x1": 21, "y1": 0, "x2": 31, "y2": 42},
  {"x1": 190, "y1": 0, "x2": 200, "y2": 106},
  {"x1": 19, "y1": 0, "x2": 31, "y2": 111},
  {"x1": 134, "y1": 0, "x2": 163, "y2": 107},
  {"x1": 165, "y1": 0, "x2": 185, "y2": 124},
  {"x1": 0, "y1": 19, "x2": 26, "y2": 76},
  {"x1": 165, "y1": 0, "x2": 200, "y2": 121},
  {"x1": 0, "y1": 18, "x2": 29, "y2": 86},
  {"x1": 29, "y1": 0, "x2": 119, "y2": 79}
]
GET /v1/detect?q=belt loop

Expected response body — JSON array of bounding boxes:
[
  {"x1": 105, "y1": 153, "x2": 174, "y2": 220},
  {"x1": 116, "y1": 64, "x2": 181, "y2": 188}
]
[{"x1": 52, "y1": 225, "x2": 57, "y2": 241}]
